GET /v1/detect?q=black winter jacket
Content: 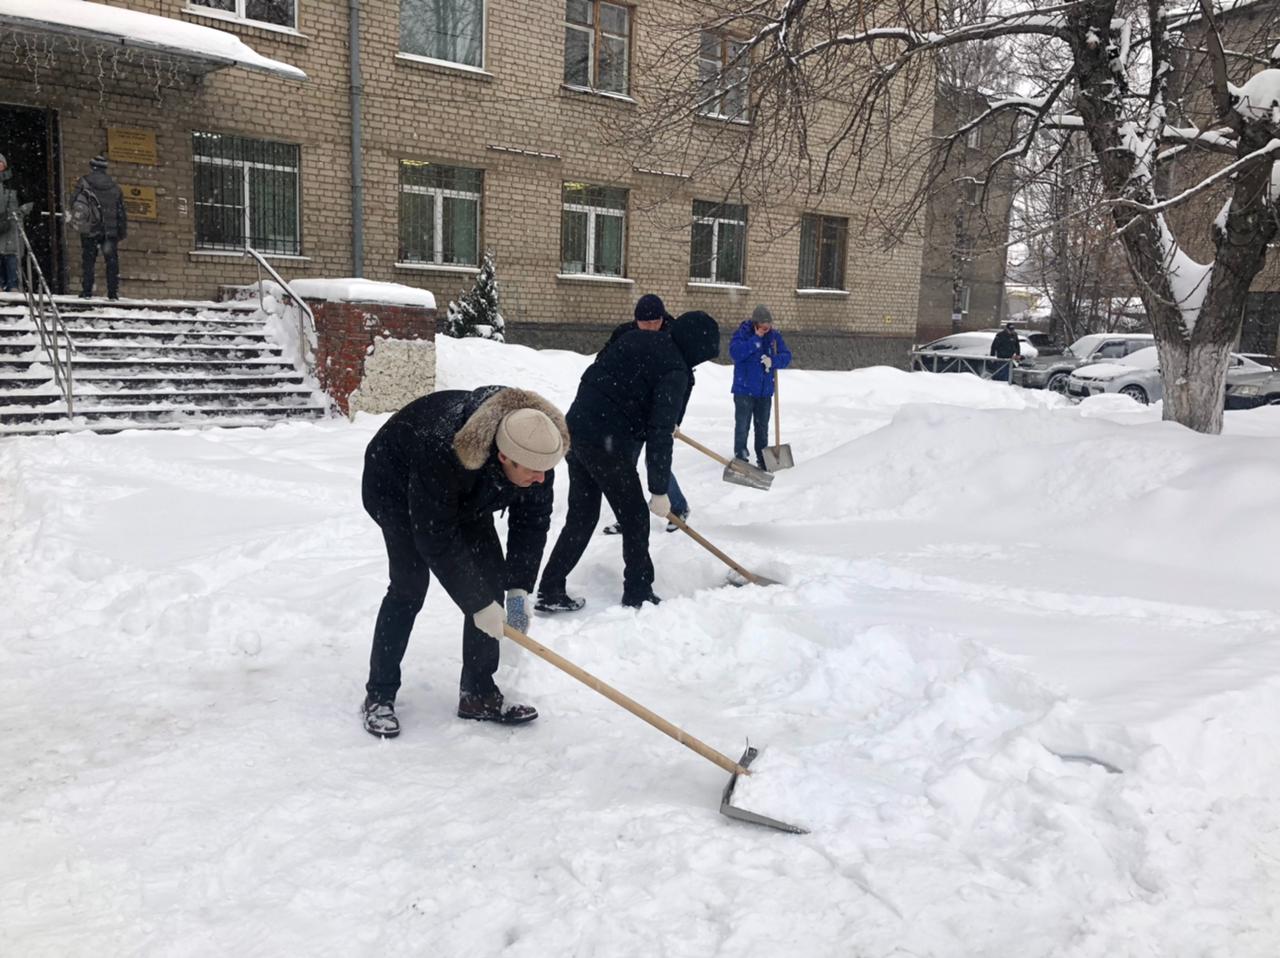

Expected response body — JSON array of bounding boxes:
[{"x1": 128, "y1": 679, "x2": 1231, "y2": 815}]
[
  {"x1": 603, "y1": 316, "x2": 669, "y2": 352},
  {"x1": 362, "y1": 385, "x2": 568, "y2": 615},
  {"x1": 75, "y1": 171, "x2": 128, "y2": 240},
  {"x1": 990, "y1": 329, "x2": 1021, "y2": 359},
  {"x1": 568, "y1": 311, "x2": 719, "y2": 494}
]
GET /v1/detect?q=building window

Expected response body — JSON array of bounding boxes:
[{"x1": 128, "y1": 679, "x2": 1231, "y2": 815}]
[
  {"x1": 401, "y1": 0, "x2": 484, "y2": 68},
  {"x1": 193, "y1": 132, "x2": 300, "y2": 255},
  {"x1": 797, "y1": 213, "x2": 847, "y2": 289},
  {"x1": 690, "y1": 200, "x2": 747, "y2": 284},
  {"x1": 561, "y1": 183, "x2": 627, "y2": 275},
  {"x1": 564, "y1": 0, "x2": 631, "y2": 95},
  {"x1": 190, "y1": 0, "x2": 296, "y2": 29},
  {"x1": 953, "y1": 285, "x2": 971, "y2": 314},
  {"x1": 966, "y1": 125, "x2": 981, "y2": 149},
  {"x1": 398, "y1": 161, "x2": 482, "y2": 266},
  {"x1": 697, "y1": 31, "x2": 748, "y2": 121}
]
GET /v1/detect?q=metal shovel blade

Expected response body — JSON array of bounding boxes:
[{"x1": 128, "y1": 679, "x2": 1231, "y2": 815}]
[
  {"x1": 761, "y1": 444, "x2": 795, "y2": 472},
  {"x1": 722, "y1": 459, "x2": 774, "y2": 490},
  {"x1": 720, "y1": 746, "x2": 809, "y2": 834},
  {"x1": 725, "y1": 569, "x2": 782, "y2": 589}
]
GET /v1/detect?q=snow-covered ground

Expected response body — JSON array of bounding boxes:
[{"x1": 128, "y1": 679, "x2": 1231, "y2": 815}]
[{"x1": 4, "y1": 337, "x2": 1280, "y2": 956}]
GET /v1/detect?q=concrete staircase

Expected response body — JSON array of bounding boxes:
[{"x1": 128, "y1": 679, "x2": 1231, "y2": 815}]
[{"x1": 0, "y1": 294, "x2": 330, "y2": 436}]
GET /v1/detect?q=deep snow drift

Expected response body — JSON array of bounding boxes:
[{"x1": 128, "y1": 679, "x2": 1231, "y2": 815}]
[{"x1": 3, "y1": 337, "x2": 1280, "y2": 956}]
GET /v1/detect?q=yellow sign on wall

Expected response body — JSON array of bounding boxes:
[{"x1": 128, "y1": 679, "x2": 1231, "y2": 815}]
[
  {"x1": 108, "y1": 127, "x2": 158, "y2": 165},
  {"x1": 121, "y1": 185, "x2": 158, "y2": 220}
]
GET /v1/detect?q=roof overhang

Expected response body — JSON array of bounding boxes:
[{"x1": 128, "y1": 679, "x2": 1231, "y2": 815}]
[{"x1": 0, "y1": 0, "x2": 306, "y2": 81}]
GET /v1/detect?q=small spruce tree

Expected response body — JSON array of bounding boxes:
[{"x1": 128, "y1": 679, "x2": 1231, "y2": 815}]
[{"x1": 445, "y1": 250, "x2": 505, "y2": 342}]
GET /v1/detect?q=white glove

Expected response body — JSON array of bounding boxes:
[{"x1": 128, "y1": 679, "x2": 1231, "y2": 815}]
[
  {"x1": 648, "y1": 493, "x2": 671, "y2": 518},
  {"x1": 505, "y1": 589, "x2": 530, "y2": 634},
  {"x1": 474, "y1": 601, "x2": 506, "y2": 641},
  {"x1": 760, "y1": 354, "x2": 773, "y2": 371}
]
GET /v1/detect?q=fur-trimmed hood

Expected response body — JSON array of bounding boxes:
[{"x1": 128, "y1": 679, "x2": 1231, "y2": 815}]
[{"x1": 452, "y1": 386, "x2": 570, "y2": 470}]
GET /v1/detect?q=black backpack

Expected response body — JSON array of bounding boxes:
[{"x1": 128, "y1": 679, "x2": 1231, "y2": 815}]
[{"x1": 68, "y1": 181, "x2": 102, "y2": 235}]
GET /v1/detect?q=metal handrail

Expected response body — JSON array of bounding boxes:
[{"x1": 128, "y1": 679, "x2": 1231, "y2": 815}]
[
  {"x1": 909, "y1": 348, "x2": 1019, "y2": 382},
  {"x1": 242, "y1": 245, "x2": 316, "y2": 371},
  {"x1": 15, "y1": 220, "x2": 75, "y2": 415}
]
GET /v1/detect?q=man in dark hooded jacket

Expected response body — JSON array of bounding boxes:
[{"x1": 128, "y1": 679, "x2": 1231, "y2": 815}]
[
  {"x1": 537, "y1": 310, "x2": 720, "y2": 611},
  {"x1": 360, "y1": 385, "x2": 570, "y2": 738},
  {"x1": 73, "y1": 154, "x2": 128, "y2": 300}
]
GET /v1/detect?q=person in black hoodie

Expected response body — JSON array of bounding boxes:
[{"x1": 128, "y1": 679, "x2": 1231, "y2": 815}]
[
  {"x1": 73, "y1": 154, "x2": 128, "y2": 300},
  {"x1": 599, "y1": 293, "x2": 691, "y2": 535},
  {"x1": 360, "y1": 385, "x2": 569, "y2": 738},
  {"x1": 537, "y1": 310, "x2": 720, "y2": 611}
]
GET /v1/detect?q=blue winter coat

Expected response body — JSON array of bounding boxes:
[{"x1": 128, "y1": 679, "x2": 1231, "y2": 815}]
[{"x1": 729, "y1": 320, "x2": 792, "y2": 397}]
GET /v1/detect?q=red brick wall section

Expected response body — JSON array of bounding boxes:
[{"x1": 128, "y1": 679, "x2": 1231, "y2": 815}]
[{"x1": 309, "y1": 300, "x2": 437, "y2": 415}]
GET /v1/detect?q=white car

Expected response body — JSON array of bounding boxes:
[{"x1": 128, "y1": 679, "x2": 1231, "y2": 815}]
[
  {"x1": 1067, "y1": 346, "x2": 1269, "y2": 404},
  {"x1": 913, "y1": 331, "x2": 1040, "y2": 359}
]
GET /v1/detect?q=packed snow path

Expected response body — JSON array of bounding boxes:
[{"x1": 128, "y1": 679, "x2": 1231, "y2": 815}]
[{"x1": 3, "y1": 337, "x2": 1279, "y2": 956}]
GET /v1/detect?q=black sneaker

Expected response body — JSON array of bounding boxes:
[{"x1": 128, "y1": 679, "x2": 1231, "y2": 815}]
[
  {"x1": 666, "y1": 508, "x2": 689, "y2": 533},
  {"x1": 457, "y1": 690, "x2": 538, "y2": 724},
  {"x1": 621, "y1": 589, "x2": 661, "y2": 609},
  {"x1": 362, "y1": 696, "x2": 400, "y2": 739},
  {"x1": 535, "y1": 591, "x2": 586, "y2": 613},
  {"x1": 602, "y1": 522, "x2": 622, "y2": 535}
]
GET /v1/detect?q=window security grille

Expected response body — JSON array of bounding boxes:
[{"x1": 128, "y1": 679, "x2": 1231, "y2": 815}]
[
  {"x1": 690, "y1": 200, "x2": 747, "y2": 284},
  {"x1": 193, "y1": 132, "x2": 300, "y2": 256},
  {"x1": 398, "y1": 162, "x2": 482, "y2": 266},
  {"x1": 561, "y1": 183, "x2": 627, "y2": 275}
]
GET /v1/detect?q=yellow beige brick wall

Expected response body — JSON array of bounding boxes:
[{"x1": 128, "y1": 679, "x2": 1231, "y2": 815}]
[{"x1": 0, "y1": 0, "x2": 932, "y2": 367}]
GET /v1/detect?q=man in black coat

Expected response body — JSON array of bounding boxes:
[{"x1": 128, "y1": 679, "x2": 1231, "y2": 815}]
[
  {"x1": 360, "y1": 385, "x2": 569, "y2": 738},
  {"x1": 536, "y1": 310, "x2": 720, "y2": 611},
  {"x1": 73, "y1": 154, "x2": 128, "y2": 300},
  {"x1": 990, "y1": 322, "x2": 1022, "y2": 382}
]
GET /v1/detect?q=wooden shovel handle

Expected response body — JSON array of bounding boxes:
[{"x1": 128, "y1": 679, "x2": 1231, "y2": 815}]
[
  {"x1": 667, "y1": 513, "x2": 768, "y2": 587},
  {"x1": 674, "y1": 429, "x2": 732, "y2": 467},
  {"x1": 502, "y1": 624, "x2": 748, "y2": 776},
  {"x1": 772, "y1": 341, "x2": 782, "y2": 450}
]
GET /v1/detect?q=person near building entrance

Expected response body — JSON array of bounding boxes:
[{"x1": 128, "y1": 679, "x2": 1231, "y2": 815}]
[
  {"x1": 72, "y1": 154, "x2": 127, "y2": 300},
  {"x1": 730, "y1": 305, "x2": 792, "y2": 470},
  {"x1": 359, "y1": 385, "x2": 570, "y2": 739},
  {"x1": 600, "y1": 293, "x2": 691, "y2": 536},
  {"x1": 0, "y1": 153, "x2": 33, "y2": 293},
  {"x1": 990, "y1": 322, "x2": 1022, "y2": 382},
  {"x1": 537, "y1": 310, "x2": 720, "y2": 613}
]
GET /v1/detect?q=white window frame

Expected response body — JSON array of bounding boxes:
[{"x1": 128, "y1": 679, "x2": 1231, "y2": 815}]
[
  {"x1": 398, "y1": 167, "x2": 483, "y2": 266},
  {"x1": 966, "y1": 125, "x2": 982, "y2": 149},
  {"x1": 691, "y1": 201, "x2": 747, "y2": 284},
  {"x1": 399, "y1": 0, "x2": 487, "y2": 70},
  {"x1": 193, "y1": 143, "x2": 300, "y2": 256},
  {"x1": 187, "y1": 0, "x2": 297, "y2": 31},
  {"x1": 563, "y1": 0, "x2": 631, "y2": 95},
  {"x1": 562, "y1": 191, "x2": 627, "y2": 276}
]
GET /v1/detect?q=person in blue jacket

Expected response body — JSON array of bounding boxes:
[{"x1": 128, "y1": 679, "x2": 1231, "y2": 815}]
[{"x1": 730, "y1": 304, "x2": 792, "y2": 470}]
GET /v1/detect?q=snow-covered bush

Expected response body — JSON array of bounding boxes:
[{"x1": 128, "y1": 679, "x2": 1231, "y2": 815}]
[{"x1": 445, "y1": 250, "x2": 505, "y2": 342}]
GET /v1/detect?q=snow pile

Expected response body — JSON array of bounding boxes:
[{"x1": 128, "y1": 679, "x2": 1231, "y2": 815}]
[{"x1": 4, "y1": 339, "x2": 1280, "y2": 956}]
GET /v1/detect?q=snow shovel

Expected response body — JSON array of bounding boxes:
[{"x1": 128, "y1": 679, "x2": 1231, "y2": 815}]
[
  {"x1": 674, "y1": 429, "x2": 774, "y2": 491},
  {"x1": 761, "y1": 346, "x2": 794, "y2": 472},
  {"x1": 502, "y1": 624, "x2": 807, "y2": 834},
  {"x1": 667, "y1": 512, "x2": 780, "y2": 587}
]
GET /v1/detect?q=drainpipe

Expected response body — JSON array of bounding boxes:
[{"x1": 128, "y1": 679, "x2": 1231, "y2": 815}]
[{"x1": 349, "y1": 0, "x2": 365, "y2": 276}]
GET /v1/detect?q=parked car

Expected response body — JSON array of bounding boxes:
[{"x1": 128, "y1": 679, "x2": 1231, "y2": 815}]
[
  {"x1": 914, "y1": 331, "x2": 1041, "y2": 359},
  {"x1": 1225, "y1": 367, "x2": 1280, "y2": 409},
  {"x1": 1067, "y1": 346, "x2": 1270, "y2": 404},
  {"x1": 1013, "y1": 333, "x2": 1154, "y2": 392}
]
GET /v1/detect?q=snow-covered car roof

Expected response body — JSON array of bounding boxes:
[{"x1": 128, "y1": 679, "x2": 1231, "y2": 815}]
[
  {"x1": 1073, "y1": 346, "x2": 1160, "y2": 380},
  {"x1": 916, "y1": 331, "x2": 1039, "y2": 358}
]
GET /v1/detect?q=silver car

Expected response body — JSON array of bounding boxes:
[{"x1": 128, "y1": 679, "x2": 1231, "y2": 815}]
[
  {"x1": 1067, "y1": 347, "x2": 1270, "y2": 404},
  {"x1": 1225, "y1": 366, "x2": 1280, "y2": 409},
  {"x1": 1013, "y1": 333, "x2": 1154, "y2": 392}
]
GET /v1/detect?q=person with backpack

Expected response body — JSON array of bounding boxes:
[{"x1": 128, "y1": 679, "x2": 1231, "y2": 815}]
[
  {"x1": 0, "y1": 153, "x2": 34, "y2": 293},
  {"x1": 71, "y1": 154, "x2": 127, "y2": 300}
]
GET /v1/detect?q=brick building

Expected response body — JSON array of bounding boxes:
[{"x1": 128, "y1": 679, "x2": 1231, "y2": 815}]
[
  {"x1": 1, "y1": 0, "x2": 932, "y2": 367},
  {"x1": 915, "y1": 84, "x2": 1015, "y2": 345}
]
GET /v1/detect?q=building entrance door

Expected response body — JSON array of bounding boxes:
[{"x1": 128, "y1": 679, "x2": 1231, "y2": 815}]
[{"x1": 0, "y1": 104, "x2": 64, "y2": 294}]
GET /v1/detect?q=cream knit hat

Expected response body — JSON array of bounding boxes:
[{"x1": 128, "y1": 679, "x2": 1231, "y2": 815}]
[{"x1": 495, "y1": 408, "x2": 565, "y2": 471}]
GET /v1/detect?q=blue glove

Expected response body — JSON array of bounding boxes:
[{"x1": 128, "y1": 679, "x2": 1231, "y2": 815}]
[{"x1": 506, "y1": 589, "x2": 530, "y2": 634}]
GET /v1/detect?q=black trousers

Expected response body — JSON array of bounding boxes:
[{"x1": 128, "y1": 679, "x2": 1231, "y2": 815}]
[
  {"x1": 365, "y1": 513, "x2": 503, "y2": 703},
  {"x1": 540, "y1": 438, "x2": 653, "y2": 600},
  {"x1": 81, "y1": 235, "x2": 119, "y2": 299}
]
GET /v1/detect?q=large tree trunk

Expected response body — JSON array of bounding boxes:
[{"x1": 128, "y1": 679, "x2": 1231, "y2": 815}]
[{"x1": 1156, "y1": 325, "x2": 1233, "y2": 433}]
